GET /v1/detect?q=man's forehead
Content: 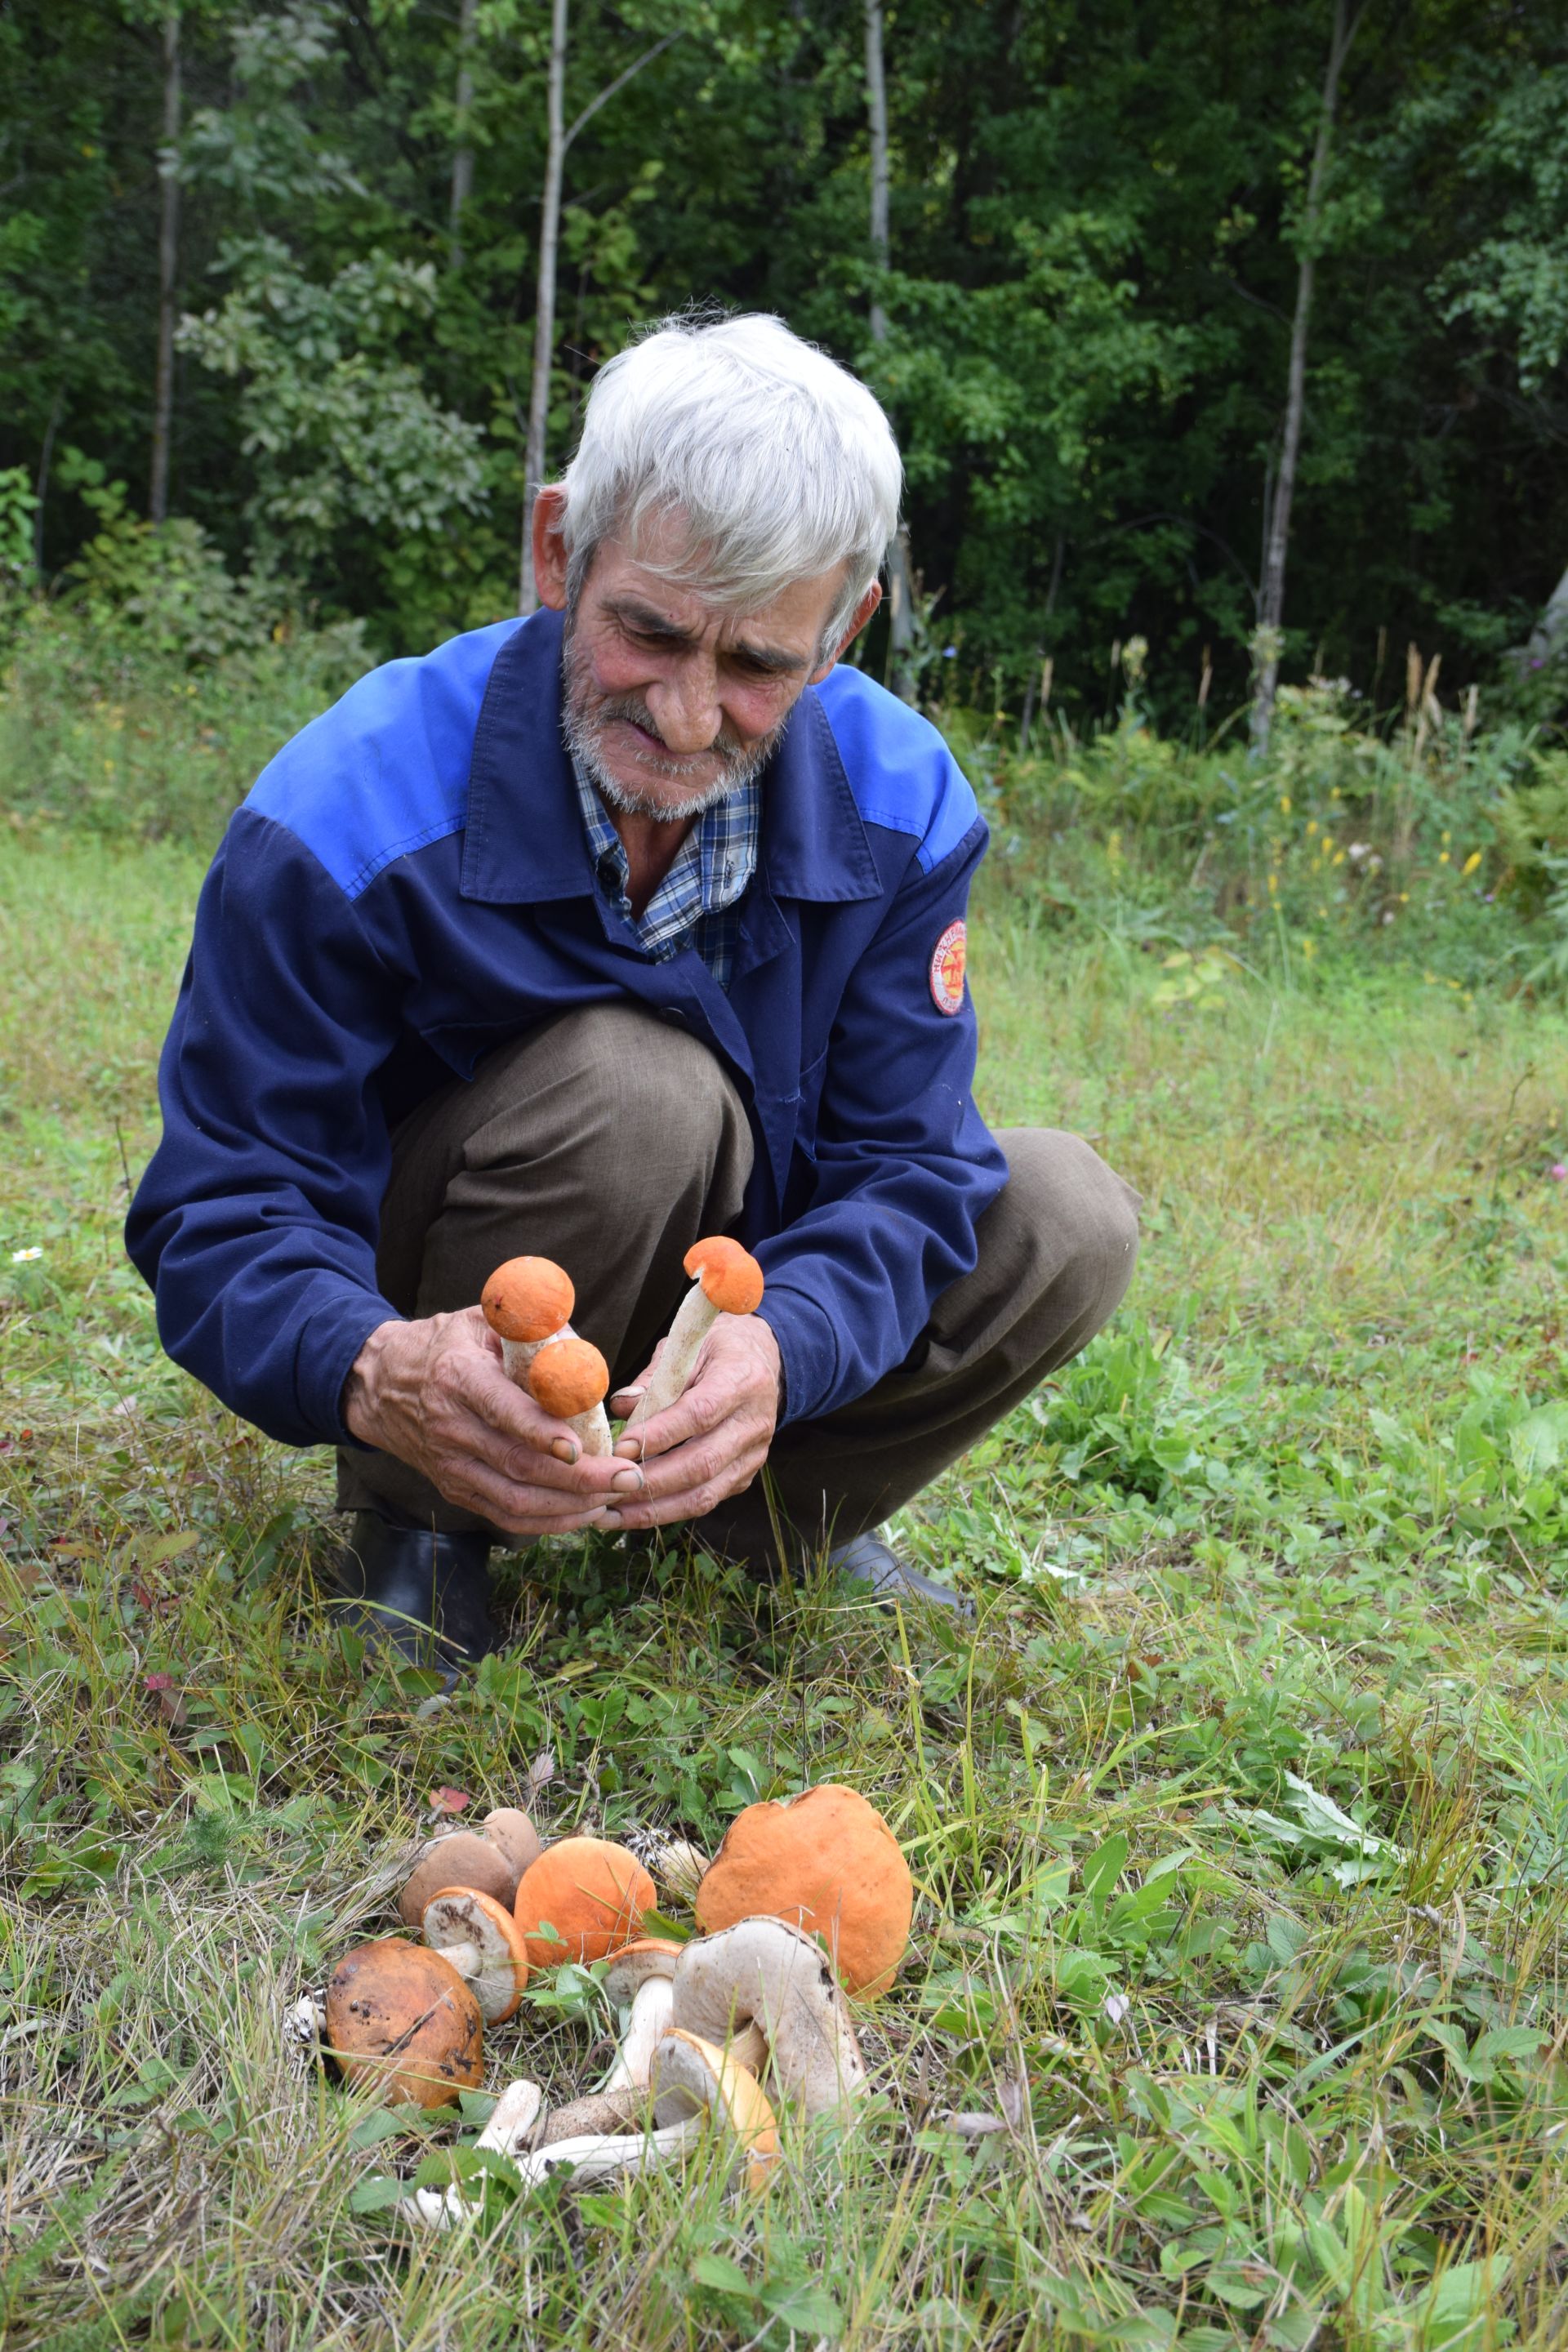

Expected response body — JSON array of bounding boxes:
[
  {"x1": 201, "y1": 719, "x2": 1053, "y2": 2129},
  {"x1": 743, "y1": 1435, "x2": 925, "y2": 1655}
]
[{"x1": 586, "y1": 530, "x2": 844, "y2": 654}]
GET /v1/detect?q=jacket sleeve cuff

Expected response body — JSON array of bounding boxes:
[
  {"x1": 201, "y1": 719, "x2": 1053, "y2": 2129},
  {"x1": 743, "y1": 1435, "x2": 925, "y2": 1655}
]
[
  {"x1": 757, "y1": 1285, "x2": 840, "y2": 1429},
  {"x1": 293, "y1": 1288, "x2": 405, "y2": 1446}
]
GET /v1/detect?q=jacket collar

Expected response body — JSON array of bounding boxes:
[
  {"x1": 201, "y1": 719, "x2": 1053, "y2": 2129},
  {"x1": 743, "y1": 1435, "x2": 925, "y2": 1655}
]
[{"x1": 460, "y1": 607, "x2": 881, "y2": 908}]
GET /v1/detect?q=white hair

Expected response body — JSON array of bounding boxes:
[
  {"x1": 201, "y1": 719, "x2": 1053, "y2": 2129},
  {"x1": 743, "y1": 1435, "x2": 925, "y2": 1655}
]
[{"x1": 555, "y1": 312, "x2": 902, "y2": 648}]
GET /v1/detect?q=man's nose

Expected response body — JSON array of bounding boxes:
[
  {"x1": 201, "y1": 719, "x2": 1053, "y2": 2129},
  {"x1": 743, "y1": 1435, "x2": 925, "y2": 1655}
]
[{"x1": 648, "y1": 661, "x2": 723, "y2": 753}]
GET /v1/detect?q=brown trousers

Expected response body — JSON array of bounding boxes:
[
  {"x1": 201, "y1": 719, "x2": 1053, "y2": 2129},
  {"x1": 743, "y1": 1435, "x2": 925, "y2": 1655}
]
[{"x1": 337, "y1": 1004, "x2": 1140, "y2": 1561}]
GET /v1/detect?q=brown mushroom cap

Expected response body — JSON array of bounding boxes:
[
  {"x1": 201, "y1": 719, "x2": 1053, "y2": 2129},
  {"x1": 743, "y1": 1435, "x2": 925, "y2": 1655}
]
[
  {"x1": 482, "y1": 1256, "x2": 575, "y2": 1343},
  {"x1": 323, "y1": 1939, "x2": 483, "y2": 2110},
  {"x1": 398, "y1": 1829, "x2": 516, "y2": 1929},
  {"x1": 421, "y1": 1886, "x2": 532, "y2": 2024},
  {"x1": 513, "y1": 1836, "x2": 657, "y2": 1969},
  {"x1": 481, "y1": 1806, "x2": 543, "y2": 1883},
  {"x1": 529, "y1": 1336, "x2": 609, "y2": 1419},
  {"x1": 684, "y1": 1236, "x2": 764, "y2": 1316},
  {"x1": 693, "y1": 1783, "x2": 912, "y2": 1997}
]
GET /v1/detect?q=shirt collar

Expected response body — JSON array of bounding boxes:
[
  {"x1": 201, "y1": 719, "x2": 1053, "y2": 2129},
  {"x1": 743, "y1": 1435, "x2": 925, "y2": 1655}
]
[{"x1": 459, "y1": 607, "x2": 879, "y2": 907}]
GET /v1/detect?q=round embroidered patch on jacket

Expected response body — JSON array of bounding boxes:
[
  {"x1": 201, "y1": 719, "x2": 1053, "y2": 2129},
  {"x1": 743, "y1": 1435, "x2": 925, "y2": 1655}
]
[{"x1": 929, "y1": 919, "x2": 968, "y2": 1014}]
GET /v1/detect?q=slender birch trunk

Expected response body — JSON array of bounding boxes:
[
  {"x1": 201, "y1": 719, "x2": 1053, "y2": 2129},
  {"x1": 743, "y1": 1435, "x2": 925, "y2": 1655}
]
[
  {"x1": 149, "y1": 7, "x2": 181, "y2": 524},
  {"x1": 519, "y1": 0, "x2": 568, "y2": 613},
  {"x1": 1250, "y1": 0, "x2": 1361, "y2": 754},
  {"x1": 449, "y1": 0, "x2": 478, "y2": 265},
  {"x1": 864, "y1": 0, "x2": 915, "y2": 698}
]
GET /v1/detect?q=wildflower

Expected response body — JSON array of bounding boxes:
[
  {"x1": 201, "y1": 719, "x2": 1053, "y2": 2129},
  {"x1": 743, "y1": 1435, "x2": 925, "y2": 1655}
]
[
  {"x1": 1552, "y1": 1164, "x2": 1568, "y2": 1183},
  {"x1": 942, "y1": 646, "x2": 957, "y2": 659},
  {"x1": 9, "y1": 1246, "x2": 42, "y2": 1263},
  {"x1": 1439, "y1": 851, "x2": 1450, "y2": 866},
  {"x1": 1279, "y1": 794, "x2": 1292, "y2": 814},
  {"x1": 1267, "y1": 872, "x2": 1279, "y2": 896},
  {"x1": 1306, "y1": 819, "x2": 1318, "y2": 837},
  {"x1": 1462, "y1": 851, "x2": 1482, "y2": 877}
]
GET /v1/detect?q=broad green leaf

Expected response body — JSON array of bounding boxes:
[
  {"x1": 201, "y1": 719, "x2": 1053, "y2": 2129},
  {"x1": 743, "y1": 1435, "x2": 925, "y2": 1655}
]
[
  {"x1": 347, "y1": 2174, "x2": 404, "y2": 2215},
  {"x1": 1081, "y1": 1832, "x2": 1129, "y2": 1914}
]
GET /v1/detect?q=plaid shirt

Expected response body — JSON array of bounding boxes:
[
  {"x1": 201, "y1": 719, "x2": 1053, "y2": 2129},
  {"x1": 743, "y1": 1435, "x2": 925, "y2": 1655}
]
[{"x1": 571, "y1": 758, "x2": 759, "y2": 992}]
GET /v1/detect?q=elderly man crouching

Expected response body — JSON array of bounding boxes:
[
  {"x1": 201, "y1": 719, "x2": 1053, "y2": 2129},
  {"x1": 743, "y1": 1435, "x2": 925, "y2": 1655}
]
[{"x1": 126, "y1": 313, "x2": 1138, "y2": 1661}]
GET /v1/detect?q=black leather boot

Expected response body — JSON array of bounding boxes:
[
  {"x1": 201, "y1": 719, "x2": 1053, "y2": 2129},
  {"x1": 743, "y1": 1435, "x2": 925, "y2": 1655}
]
[{"x1": 332, "y1": 1512, "x2": 496, "y2": 1665}]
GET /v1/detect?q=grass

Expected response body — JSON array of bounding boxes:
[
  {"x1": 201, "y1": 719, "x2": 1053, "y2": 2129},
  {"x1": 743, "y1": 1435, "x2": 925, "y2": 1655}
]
[{"x1": 4, "y1": 816, "x2": 1568, "y2": 2351}]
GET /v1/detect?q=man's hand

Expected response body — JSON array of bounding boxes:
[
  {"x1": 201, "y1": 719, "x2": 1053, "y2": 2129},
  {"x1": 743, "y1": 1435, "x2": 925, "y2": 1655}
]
[
  {"x1": 343, "y1": 1307, "x2": 639, "y2": 1537},
  {"x1": 606, "y1": 1314, "x2": 782, "y2": 1529}
]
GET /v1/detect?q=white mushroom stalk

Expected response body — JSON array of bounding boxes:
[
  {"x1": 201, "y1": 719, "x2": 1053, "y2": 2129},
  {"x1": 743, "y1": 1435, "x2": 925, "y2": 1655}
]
[
  {"x1": 598, "y1": 1941, "x2": 683, "y2": 2093},
  {"x1": 399, "y1": 2078, "x2": 550, "y2": 2230},
  {"x1": 624, "y1": 1237, "x2": 764, "y2": 1431},
  {"x1": 399, "y1": 2108, "x2": 701, "y2": 2230}
]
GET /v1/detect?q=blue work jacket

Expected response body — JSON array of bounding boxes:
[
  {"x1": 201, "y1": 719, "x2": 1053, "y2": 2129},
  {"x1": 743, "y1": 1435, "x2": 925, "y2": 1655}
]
[{"x1": 126, "y1": 608, "x2": 1009, "y2": 1449}]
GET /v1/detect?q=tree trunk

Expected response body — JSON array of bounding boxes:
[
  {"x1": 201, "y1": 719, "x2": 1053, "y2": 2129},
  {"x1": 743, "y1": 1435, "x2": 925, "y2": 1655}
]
[
  {"x1": 864, "y1": 0, "x2": 915, "y2": 699},
  {"x1": 449, "y1": 0, "x2": 478, "y2": 265},
  {"x1": 519, "y1": 0, "x2": 568, "y2": 614},
  {"x1": 149, "y1": 7, "x2": 181, "y2": 525},
  {"x1": 1524, "y1": 559, "x2": 1568, "y2": 670},
  {"x1": 1250, "y1": 0, "x2": 1361, "y2": 755}
]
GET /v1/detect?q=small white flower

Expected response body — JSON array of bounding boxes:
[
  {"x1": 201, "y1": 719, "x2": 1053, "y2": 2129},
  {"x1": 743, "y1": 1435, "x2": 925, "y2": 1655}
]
[{"x1": 10, "y1": 1247, "x2": 43, "y2": 1263}]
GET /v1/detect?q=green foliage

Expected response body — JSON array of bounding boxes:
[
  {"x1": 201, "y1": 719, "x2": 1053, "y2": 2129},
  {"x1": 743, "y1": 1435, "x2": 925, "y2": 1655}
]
[
  {"x1": 176, "y1": 238, "x2": 488, "y2": 568},
  {"x1": 3, "y1": 1, "x2": 1568, "y2": 703}
]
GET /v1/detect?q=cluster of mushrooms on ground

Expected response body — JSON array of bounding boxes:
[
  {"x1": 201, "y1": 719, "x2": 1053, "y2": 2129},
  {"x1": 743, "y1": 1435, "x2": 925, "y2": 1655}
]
[
  {"x1": 287, "y1": 1783, "x2": 913, "y2": 2224},
  {"x1": 286, "y1": 1241, "x2": 907, "y2": 2220}
]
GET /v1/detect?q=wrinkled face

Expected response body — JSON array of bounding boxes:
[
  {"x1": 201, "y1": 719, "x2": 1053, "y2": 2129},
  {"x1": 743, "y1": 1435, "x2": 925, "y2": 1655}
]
[{"x1": 558, "y1": 515, "x2": 853, "y2": 822}]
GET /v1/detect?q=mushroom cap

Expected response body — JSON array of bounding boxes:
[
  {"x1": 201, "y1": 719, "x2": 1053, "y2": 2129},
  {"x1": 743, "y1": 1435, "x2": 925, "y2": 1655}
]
[
  {"x1": 602, "y1": 1938, "x2": 684, "y2": 2001},
  {"x1": 323, "y1": 1939, "x2": 483, "y2": 2110},
  {"x1": 683, "y1": 1236, "x2": 764, "y2": 1316},
  {"x1": 530, "y1": 1336, "x2": 610, "y2": 1419},
  {"x1": 481, "y1": 1806, "x2": 543, "y2": 1883},
  {"x1": 649, "y1": 2028, "x2": 779, "y2": 2192},
  {"x1": 693, "y1": 1783, "x2": 912, "y2": 1997},
  {"x1": 671, "y1": 1914, "x2": 866, "y2": 2118},
  {"x1": 398, "y1": 1829, "x2": 518, "y2": 1928},
  {"x1": 482, "y1": 1255, "x2": 575, "y2": 1343},
  {"x1": 513, "y1": 1836, "x2": 657, "y2": 1969},
  {"x1": 421, "y1": 1886, "x2": 531, "y2": 2024}
]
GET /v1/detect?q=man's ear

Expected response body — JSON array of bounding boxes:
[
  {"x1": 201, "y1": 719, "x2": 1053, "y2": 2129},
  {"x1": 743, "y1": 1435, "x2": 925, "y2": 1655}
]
[
  {"x1": 809, "y1": 578, "x2": 884, "y2": 682},
  {"x1": 532, "y1": 486, "x2": 571, "y2": 610}
]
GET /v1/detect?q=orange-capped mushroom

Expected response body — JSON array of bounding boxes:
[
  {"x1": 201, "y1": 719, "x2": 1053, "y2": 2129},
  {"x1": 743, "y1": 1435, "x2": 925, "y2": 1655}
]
[
  {"x1": 693, "y1": 1784, "x2": 912, "y2": 1997},
  {"x1": 482, "y1": 1256, "x2": 575, "y2": 1383},
  {"x1": 625, "y1": 1235, "x2": 765, "y2": 1430},
  {"x1": 513, "y1": 1836, "x2": 657, "y2": 1969},
  {"x1": 529, "y1": 1334, "x2": 612, "y2": 1455},
  {"x1": 323, "y1": 1939, "x2": 484, "y2": 2109},
  {"x1": 684, "y1": 1236, "x2": 765, "y2": 1316}
]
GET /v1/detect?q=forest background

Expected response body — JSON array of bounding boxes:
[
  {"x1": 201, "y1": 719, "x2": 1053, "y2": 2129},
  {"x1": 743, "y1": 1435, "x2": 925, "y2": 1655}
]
[{"x1": 4, "y1": 0, "x2": 1568, "y2": 730}]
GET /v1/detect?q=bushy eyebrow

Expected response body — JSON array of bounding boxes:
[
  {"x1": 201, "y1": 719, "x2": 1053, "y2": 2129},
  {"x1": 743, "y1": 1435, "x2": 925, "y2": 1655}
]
[{"x1": 605, "y1": 595, "x2": 808, "y2": 677}]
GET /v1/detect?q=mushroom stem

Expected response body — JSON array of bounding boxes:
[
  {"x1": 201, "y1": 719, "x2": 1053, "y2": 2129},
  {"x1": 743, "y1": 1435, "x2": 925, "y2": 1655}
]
[
  {"x1": 476, "y1": 2078, "x2": 546, "y2": 2156},
  {"x1": 623, "y1": 1281, "x2": 718, "y2": 1429},
  {"x1": 568, "y1": 1397, "x2": 614, "y2": 1456},
  {"x1": 501, "y1": 1323, "x2": 573, "y2": 1385},
  {"x1": 400, "y1": 2080, "x2": 549, "y2": 2231},
  {"x1": 601, "y1": 1976, "x2": 675, "y2": 2092},
  {"x1": 514, "y1": 2119, "x2": 700, "y2": 2189},
  {"x1": 623, "y1": 1239, "x2": 764, "y2": 1432}
]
